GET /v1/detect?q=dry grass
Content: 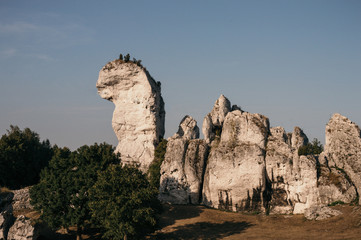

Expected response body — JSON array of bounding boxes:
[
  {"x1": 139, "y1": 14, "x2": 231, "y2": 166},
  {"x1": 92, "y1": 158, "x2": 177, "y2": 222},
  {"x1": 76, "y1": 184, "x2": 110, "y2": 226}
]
[
  {"x1": 147, "y1": 204, "x2": 361, "y2": 240},
  {"x1": 37, "y1": 204, "x2": 361, "y2": 240}
]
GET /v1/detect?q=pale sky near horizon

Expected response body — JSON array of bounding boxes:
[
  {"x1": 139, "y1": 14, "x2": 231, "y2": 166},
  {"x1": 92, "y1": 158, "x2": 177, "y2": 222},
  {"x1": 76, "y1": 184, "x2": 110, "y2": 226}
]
[{"x1": 1, "y1": 0, "x2": 360, "y2": 150}]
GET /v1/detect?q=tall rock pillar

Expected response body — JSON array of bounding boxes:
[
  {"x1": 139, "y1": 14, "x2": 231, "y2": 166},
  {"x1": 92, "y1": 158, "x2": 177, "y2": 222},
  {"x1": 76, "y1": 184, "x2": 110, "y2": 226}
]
[{"x1": 96, "y1": 59, "x2": 165, "y2": 171}]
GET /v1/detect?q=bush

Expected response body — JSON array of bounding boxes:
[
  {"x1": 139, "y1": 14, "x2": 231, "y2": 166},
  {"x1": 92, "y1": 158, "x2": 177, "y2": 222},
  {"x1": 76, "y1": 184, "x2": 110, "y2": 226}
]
[
  {"x1": 89, "y1": 164, "x2": 160, "y2": 240},
  {"x1": 0, "y1": 125, "x2": 53, "y2": 189},
  {"x1": 30, "y1": 143, "x2": 119, "y2": 240},
  {"x1": 147, "y1": 139, "x2": 167, "y2": 189},
  {"x1": 298, "y1": 138, "x2": 323, "y2": 156},
  {"x1": 124, "y1": 53, "x2": 130, "y2": 62}
]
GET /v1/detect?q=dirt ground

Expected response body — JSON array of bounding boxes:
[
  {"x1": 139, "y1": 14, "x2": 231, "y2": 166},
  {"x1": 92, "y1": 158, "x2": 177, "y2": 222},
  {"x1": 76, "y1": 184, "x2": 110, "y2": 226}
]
[
  {"x1": 38, "y1": 204, "x2": 361, "y2": 240},
  {"x1": 147, "y1": 204, "x2": 361, "y2": 240}
]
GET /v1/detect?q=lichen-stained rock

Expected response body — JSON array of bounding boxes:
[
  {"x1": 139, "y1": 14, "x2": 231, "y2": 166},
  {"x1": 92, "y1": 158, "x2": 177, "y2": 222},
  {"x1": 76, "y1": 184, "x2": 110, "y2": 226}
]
[
  {"x1": 202, "y1": 95, "x2": 231, "y2": 144},
  {"x1": 96, "y1": 60, "x2": 165, "y2": 171},
  {"x1": 324, "y1": 113, "x2": 361, "y2": 204},
  {"x1": 304, "y1": 205, "x2": 342, "y2": 220},
  {"x1": 317, "y1": 163, "x2": 357, "y2": 205},
  {"x1": 159, "y1": 116, "x2": 208, "y2": 205},
  {"x1": 202, "y1": 110, "x2": 270, "y2": 212},
  {"x1": 171, "y1": 115, "x2": 199, "y2": 140},
  {"x1": 7, "y1": 215, "x2": 38, "y2": 240}
]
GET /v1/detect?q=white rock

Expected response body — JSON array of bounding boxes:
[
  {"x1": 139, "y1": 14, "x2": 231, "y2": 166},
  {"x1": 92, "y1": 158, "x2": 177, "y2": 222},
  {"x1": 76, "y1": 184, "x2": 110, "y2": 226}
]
[
  {"x1": 7, "y1": 215, "x2": 38, "y2": 240},
  {"x1": 304, "y1": 205, "x2": 342, "y2": 220},
  {"x1": 202, "y1": 95, "x2": 231, "y2": 144},
  {"x1": 171, "y1": 115, "x2": 199, "y2": 140},
  {"x1": 202, "y1": 110, "x2": 270, "y2": 212},
  {"x1": 96, "y1": 60, "x2": 165, "y2": 171},
  {"x1": 159, "y1": 139, "x2": 208, "y2": 204},
  {"x1": 324, "y1": 113, "x2": 361, "y2": 204}
]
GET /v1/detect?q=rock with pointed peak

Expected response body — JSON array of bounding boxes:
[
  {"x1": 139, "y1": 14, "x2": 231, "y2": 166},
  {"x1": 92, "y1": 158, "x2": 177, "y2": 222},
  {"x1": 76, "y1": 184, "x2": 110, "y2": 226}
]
[
  {"x1": 171, "y1": 115, "x2": 199, "y2": 140},
  {"x1": 202, "y1": 95, "x2": 231, "y2": 144},
  {"x1": 323, "y1": 113, "x2": 361, "y2": 204}
]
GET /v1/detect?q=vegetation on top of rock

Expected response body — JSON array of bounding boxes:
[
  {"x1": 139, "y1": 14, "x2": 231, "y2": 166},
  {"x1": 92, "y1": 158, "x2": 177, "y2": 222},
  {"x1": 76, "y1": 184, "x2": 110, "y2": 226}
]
[
  {"x1": 89, "y1": 164, "x2": 161, "y2": 240},
  {"x1": 0, "y1": 125, "x2": 53, "y2": 189},
  {"x1": 298, "y1": 138, "x2": 323, "y2": 156},
  {"x1": 147, "y1": 139, "x2": 168, "y2": 189},
  {"x1": 30, "y1": 143, "x2": 120, "y2": 240},
  {"x1": 103, "y1": 53, "x2": 144, "y2": 71}
]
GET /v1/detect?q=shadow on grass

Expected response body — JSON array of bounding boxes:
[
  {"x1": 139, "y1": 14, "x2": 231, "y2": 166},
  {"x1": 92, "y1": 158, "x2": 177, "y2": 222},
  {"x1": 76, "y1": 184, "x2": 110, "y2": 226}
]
[
  {"x1": 151, "y1": 221, "x2": 253, "y2": 240},
  {"x1": 158, "y1": 204, "x2": 204, "y2": 228}
]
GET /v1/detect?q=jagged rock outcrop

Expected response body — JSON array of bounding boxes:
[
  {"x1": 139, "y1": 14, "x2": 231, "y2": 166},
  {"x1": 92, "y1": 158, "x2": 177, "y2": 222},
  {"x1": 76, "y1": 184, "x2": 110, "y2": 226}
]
[
  {"x1": 323, "y1": 113, "x2": 361, "y2": 204},
  {"x1": 12, "y1": 188, "x2": 32, "y2": 212},
  {"x1": 7, "y1": 215, "x2": 38, "y2": 240},
  {"x1": 202, "y1": 109, "x2": 270, "y2": 212},
  {"x1": 171, "y1": 115, "x2": 199, "y2": 140},
  {"x1": 159, "y1": 116, "x2": 208, "y2": 204},
  {"x1": 202, "y1": 95, "x2": 231, "y2": 144},
  {"x1": 96, "y1": 60, "x2": 165, "y2": 171},
  {"x1": 0, "y1": 192, "x2": 14, "y2": 240}
]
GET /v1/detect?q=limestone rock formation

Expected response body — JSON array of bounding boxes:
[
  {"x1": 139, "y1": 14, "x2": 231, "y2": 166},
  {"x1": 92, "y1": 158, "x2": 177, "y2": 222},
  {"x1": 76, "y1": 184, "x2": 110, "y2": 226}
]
[
  {"x1": 171, "y1": 115, "x2": 199, "y2": 140},
  {"x1": 96, "y1": 60, "x2": 165, "y2": 171},
  {"x1": 202, "y1": 95, "x2": 231, "y2": 144},
  {"x1": 159, "y1": 116, "x2": 208, "y2": 204},
  {"x1": 202, "y1": 109, "x2": 270, "y2": 212},
  {"x1": 323, "y1": 113, "x2": 361, "y2": 204},
  {"x1": 0, "y1": 192, "x2": 13, "y2": 240},
  {"x1": 7, "y1": 215, "x2": 38, "y2": 240},
  {"x1": 304, "y1": 205, "x2": 342, "y2": 220}
]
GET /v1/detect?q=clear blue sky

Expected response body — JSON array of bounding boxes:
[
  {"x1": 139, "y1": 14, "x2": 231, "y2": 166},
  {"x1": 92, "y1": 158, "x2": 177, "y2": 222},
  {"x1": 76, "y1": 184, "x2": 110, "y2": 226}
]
[{"x1": 1, "y1": 0, "x2": 360, "y2": 149}]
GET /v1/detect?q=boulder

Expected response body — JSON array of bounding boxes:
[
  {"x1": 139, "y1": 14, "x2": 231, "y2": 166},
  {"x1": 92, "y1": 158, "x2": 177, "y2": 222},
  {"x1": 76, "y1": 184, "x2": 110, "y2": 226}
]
[
  {"x1": 323, "y1": 113, "x2": 361, "y2": 204},
  {"x1": 304, "y1": 205, "x2": 342, "y2": 220},
  {"x1": 7, "y1": 215, "x2": 38, "y2": 240},
  {"x1": 96, "y1": 60, "x2": 165, "y2": 171},
  {"x1": 202, "y1": 110, "x2": 270, "y2": 212}
]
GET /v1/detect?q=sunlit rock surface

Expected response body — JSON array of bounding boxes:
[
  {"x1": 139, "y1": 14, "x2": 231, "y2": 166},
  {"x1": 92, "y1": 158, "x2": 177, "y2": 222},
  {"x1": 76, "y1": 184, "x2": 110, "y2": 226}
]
[{"x1": 96, "y1": 60, "x2": 165, "y2": 171}]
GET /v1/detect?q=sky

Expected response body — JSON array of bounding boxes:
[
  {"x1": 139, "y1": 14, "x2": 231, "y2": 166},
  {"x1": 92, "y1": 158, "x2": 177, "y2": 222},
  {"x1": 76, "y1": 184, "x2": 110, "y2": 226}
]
[{"x1": 0, "y1": 0, "x2": 360, "y2": 150}]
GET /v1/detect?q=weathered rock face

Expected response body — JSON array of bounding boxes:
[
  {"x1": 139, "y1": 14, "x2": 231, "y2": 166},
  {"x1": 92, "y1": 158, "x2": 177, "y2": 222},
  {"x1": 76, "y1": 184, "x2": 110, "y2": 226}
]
[
  {"x1": 171, "y1": 115, "x2": 199, "y2": 140},
  {"x1": 202, "y1": 95, "x2": 231, "y2": 144},
  {"x1": 96, "y1": 60, "x2": 165, "y2": 171},
  {"x1": 323, "y1": 113, "x2": 361, "y2": 204},
  {"x1": 202, "y1": 110, "x2": 270, "y2": 212},
  {"x1": 159, "y1": 116, "x2": 208, "y2": 204},
  {"x1": 7, "y1": 215, "x2": 38, "y2": 240}
]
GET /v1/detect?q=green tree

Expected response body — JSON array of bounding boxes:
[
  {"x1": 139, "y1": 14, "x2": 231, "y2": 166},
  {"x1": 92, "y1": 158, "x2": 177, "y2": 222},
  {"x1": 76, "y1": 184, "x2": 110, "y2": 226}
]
[
  {"x1": 124, "y1": 53, "x2": 130, "y2": 62},
  {"x1": 298, "y1": 138, "x2": 324, "y2": 156},
  {"x1": 30, "y1": 143, "x2": 119, "y2": 240},
  {"x1": 147, "y1": 139, "x2": 167, "y2": 189},
  {"x1": 119, "y1": 53, "x2": 123, "y2": 60},
  {"x1": 89, "y1": 165, "x2": 160, "y2": 240},
  {"x1": 0, "y1": 125, "x2": 53, "y2": 189}
]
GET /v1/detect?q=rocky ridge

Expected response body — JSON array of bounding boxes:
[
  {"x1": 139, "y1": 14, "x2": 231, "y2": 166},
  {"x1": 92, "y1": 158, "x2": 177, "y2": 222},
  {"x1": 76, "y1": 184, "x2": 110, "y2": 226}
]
[
  {"x1": 96, "y1": 60, "x2": 165, "y2": 172},
  {"x1": 159, "y1": 95, "x2": 360, "y2": 217}
]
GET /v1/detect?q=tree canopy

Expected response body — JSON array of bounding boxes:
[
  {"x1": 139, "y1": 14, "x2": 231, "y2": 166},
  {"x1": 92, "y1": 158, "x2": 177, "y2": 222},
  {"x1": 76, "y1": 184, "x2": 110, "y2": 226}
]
[
  {"x1": 298, "y1": 138, "x2": 324, "y2": 156},
  {"x1": 30, "y1": 143, "x2": 119, "y2": 240},
  {"x1": 89, "y1": 164, "x2": 160, "y2": 240},
  {"x1": 0, "y1": 125, "x2": 53, "y2": 189}
]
